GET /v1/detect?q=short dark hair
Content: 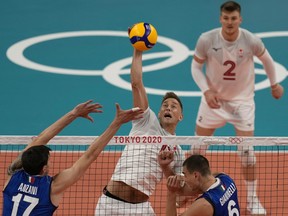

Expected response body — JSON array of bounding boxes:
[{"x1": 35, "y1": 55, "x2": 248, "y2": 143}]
[
  {"x1": 221, "y1": 1, "x2": 241, "y2": 13},
  {"x1": 161, "y1": 92, "x2": 183, "y2": 111},
  {"x1": 22, "y1": 145, "x2": 51, "y2": 175},
  {"x1": 183, "y1": 155, "x2": 211, "y2": 176}
]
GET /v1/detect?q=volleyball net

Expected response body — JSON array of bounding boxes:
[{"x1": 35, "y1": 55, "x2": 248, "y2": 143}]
[{"x1": 1, "y1": 135, "x2": 288, "y2": 215}]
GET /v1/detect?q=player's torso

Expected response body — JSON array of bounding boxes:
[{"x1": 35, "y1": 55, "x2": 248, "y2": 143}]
[
  {"x1": 111, "y1": 108, "x2": 184, "y2": 196},
  {"x1": 2, "y1": 170, "x2": 57, "y2": 216},
  {"x1": 202, "y1": 28, "x2": 262, "y2": 101},
  {"x1": 200, "y1": 174, "x2": 240, "y2": 216}
]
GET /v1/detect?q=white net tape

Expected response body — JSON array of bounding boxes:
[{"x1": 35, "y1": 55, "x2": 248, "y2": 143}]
[{"x1": 0, "y1": 135, "x2": 288, "y2": 146}]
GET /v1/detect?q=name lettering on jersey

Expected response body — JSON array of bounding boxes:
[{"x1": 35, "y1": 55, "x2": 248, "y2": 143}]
[
  {"x1": 18, "y1": 183, "x2": 38, "y2": 196},
  {"x1": 219, "y1": 182, "x2": 236, "y2": 206}
]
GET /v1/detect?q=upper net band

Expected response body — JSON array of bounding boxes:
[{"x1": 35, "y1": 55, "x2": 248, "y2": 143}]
[
  {"x1": 1, "y1": 135, "x2": 288, "y2": 145},
  {"x1": 1, "y1": 135, "x2": 288, "y2": 215}
]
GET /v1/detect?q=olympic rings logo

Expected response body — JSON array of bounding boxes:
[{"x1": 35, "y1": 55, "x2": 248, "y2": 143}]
[
  {"x1": 6, "y1": 31, "x2": 288, "y2": 97},
  {"x1": 229, "y1": 137, "x2": 244, "y2": 144}
]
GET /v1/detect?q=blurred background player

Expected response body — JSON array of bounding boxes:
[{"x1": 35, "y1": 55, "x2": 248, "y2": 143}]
[
  {"x1": 95, "y1": 45, "x2": 185, "y2": 215},
  {"x1": 2, "y1": 100, "x2": 143, "y2": 215},
  {"x1": 190, "y1": 1, "x2": 284, "y2": 215}
]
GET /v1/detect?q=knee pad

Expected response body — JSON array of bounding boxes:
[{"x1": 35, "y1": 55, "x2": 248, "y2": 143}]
[{"x1": 237, "y1": 145, "x2": 256, "y2": 167}]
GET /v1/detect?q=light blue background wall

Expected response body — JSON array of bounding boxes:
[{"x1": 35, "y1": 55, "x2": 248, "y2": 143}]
[{"x1": 1, "y1": 0, "x2": 287, "y2": 137}]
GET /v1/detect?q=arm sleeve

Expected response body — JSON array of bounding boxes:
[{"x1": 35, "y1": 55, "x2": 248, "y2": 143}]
[
  {"x1": 258, "y1": 49, "x2": 277, "y2": 86},
  {"x1": 194, "y1": 34, "x2": 207, "y2": 60},
  {"x1": 191, "y1": 59, "x2": 210, "y2": 93}
]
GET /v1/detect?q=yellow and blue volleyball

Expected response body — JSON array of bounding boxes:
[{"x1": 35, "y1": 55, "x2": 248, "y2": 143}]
[{"x1": 129, "y1": 22, "x2": 158, "y2": 51}]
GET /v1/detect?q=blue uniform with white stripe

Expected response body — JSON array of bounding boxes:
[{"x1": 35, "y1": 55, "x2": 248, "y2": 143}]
[
  {"x1": 198, "y1": 173, "x2": 240, "y2": 216},
  {"x1": 2, "y1": 170, "x2": 57, "y2": 216}
]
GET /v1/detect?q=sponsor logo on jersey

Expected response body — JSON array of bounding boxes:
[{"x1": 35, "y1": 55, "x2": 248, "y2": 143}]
[{"x1": 213, "y1": 47, "x2": 222, "y2": 52}]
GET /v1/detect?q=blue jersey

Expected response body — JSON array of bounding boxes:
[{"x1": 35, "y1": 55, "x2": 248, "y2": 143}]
[
  {"x1": 198, "y1": 173, "x2": 240, "y2": 216},
  {"x1": 2, "y1": 170, "x2": 57, "y2": 216}
]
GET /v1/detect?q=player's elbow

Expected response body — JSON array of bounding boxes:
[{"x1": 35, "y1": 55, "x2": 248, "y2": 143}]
[{"x1": 131, "y1": 80, "x2": 144, "y2": 91}]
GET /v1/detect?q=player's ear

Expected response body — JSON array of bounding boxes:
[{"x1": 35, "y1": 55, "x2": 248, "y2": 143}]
[
  {"x1": 179, "y1": 114, "x2": 183, "y2": 121},
  {"x1": 42, "y1": 165, "x2": 49, "y2": 175},
  {"x1": 194, "y1": 171, "x2": 200, "y2": 179}
]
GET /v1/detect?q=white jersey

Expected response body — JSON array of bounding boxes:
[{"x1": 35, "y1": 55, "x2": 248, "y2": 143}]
[
  {"x1": 111, "y1": 108, "x2": 184, "y2": 196},
  {"x1": 194, "y1": 28, "x2": 265, "y2": 101}
]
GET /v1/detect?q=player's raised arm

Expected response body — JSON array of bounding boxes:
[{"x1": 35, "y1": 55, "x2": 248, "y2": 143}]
[
  {"x1": 50, "y1": 104, "x2": 144, "y2": 205},
  {"x1": 2, "y1": 100, "x2": 105, "y2": 215},
  {"x1": 6, "y1": 100, "x2": 102, "y2": 176},
  {"x1": 130, "y1": 48, "x2": 149, "y2": 110},
  {"x1": 27, "y1": 100, "x2": 102, "y2": 149}
]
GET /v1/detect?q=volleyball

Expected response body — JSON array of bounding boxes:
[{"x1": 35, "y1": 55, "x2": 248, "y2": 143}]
[{"x1": 129, "y1": 22, "x2": 158, "y2": 51}]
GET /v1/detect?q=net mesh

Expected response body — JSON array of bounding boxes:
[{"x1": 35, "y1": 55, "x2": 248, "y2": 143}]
[{"x1": 1, "y1": 135, "x2": 288, "y2": 215}]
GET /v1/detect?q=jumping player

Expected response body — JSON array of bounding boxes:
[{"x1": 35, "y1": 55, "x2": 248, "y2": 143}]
[{"x1": 95, "y1": 46, "x2": 185, "y2": 215}]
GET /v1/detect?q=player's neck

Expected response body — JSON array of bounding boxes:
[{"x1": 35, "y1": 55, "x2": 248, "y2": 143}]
[
  {"x1": 221, "y1": 29, "x2": 239, "y2": 42},
  {"x1": 202, "y1": 176, "x2": 217, "y2": 192},
  {"x1": 162, "y1": 124, "x2": 176, "y2": 135}
]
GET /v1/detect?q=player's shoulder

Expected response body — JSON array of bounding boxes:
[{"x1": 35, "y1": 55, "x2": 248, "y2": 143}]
[
  {"x1": 187, "y1": 197, "x2": 214, "y2": 215},
  {"x1": 217, "y1": 173, "x2": 236, "y2": 185},
  {"x1": 240, "y1": 28, "x2": 260, "y2": 40},
  {"x1": 196, "y1": 28, "x2": 220, "y2": 47},
  {"x1": 200, "y1": 28, "x2": 220, "y2": 38},
  {"x1": 215, "y1": 172, "x2": 230, "y2": 179}
]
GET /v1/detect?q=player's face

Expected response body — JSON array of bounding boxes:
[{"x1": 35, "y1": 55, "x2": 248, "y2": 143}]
[
  {"x1": 182, "y1": 166, "x2": 199, "y2": 190},
  {"x1": 158, "y1": 98, "x2": 183, "y2": 127},
  {"x1": 220, "y1": 10, "x2": 242, "y2": 39}
]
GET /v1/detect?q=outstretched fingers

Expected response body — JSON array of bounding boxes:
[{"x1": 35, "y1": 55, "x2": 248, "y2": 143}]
[
  {"x1": 115, "y1": 104, "x2": 144, "y2": 124},
  {"x1": 74, "y1": 100, "x2": 103, "y2": 122},
  {"x1": 85, "y1": 103, "x2": 103, "y2": 122},
  {"x1": 89, "y1": 103, "x2": 103, "y2": 113}
]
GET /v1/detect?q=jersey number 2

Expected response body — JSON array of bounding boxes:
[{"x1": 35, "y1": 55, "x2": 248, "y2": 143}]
[
  {"x1": 223, "y1": 60, "x2": 236, "y2": 80},
  {"x1": 12, "y1": 193, "x2": 39, "y2": 216}
]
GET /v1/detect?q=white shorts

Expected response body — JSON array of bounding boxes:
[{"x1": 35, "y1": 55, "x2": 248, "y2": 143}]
[
  {"x1": 196, "y1": 99, "x2": 255, "y2": 131},
  {"x1": 95, "y1": 193, "x2": 155, "y2": 215}
]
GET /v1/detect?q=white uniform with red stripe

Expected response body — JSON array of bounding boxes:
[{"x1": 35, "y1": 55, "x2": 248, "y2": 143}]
[
  {"x1": 111, "y1": 107, "x2": 184, "y2": 196},
  {"x1": 194, "y1": 28, "x2": 265, "y2": 131},
  {"x1": 95, "y1": 108, "x2": 184, "y2": 215},
  {"x1": 195, "y1": 28, "x2": 265, "y2": 101}
]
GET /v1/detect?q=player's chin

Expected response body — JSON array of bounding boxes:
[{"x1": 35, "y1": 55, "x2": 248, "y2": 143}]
[
  {"x1": 162, "y1": 117, "x2": 176, "y2": 125},
  {"x1": 224, "y1": 27, "x2": 234, "y2": 33}
]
